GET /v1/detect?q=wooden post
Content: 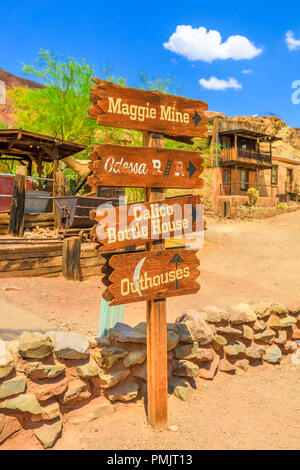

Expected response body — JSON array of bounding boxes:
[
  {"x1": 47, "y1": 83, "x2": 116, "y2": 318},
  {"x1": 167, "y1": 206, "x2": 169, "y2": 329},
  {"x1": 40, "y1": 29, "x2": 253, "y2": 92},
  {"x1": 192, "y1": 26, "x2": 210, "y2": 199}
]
[
  {"x1": 8, "y1": 165, "x2": 27, "y2": 237},
  {"x1": 143, "y1": 131, "x2": 168, "y2": 430},
  {"x1": 62, "y1": 237, "x2": 82, "y2": 281},
  {"x1": 54, "y1": 170, "x2": 65, "y2": 229}
]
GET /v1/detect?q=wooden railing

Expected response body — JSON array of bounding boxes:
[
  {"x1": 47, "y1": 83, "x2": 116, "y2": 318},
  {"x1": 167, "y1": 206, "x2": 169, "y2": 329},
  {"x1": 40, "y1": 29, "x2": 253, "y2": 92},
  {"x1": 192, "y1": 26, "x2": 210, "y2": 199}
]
[
  {"x1": 221, "y1": 148, "x2": 272, "y2": 166},
  {"x1": 220, "y1": 182, "x2": 278, "y2": 197}
]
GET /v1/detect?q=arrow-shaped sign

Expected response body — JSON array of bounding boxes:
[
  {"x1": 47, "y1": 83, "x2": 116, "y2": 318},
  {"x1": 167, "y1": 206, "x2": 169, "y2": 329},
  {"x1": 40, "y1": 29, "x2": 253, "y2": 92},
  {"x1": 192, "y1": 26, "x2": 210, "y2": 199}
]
[
  {"x1": 186, "y1": 160, "x2": 197, "y2": 179},
  {"x1": 192, "y1": 110, "x2": 202, "y2": 127},
  {"x1": 169, "y1": 252, "x2": 184, "y2": 290}
]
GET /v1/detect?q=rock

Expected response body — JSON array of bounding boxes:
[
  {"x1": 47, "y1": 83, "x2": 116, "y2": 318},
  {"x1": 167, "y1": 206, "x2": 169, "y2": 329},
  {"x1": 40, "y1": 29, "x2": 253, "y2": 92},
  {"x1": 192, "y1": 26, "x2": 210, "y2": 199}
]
[
  {"x1": 291, "y1": 325, "x2": 300, "y2": 340},
  {"x1": 76, "y1": 359, "x2": 100, "y2": 378},
  {"x1": 266, "y1": 303, "x2": 289, "y2": 316},
  {"x1": 49, "y1": 331, "x2": 89, "y2": 360},
  {"x1": 6, "y1": 340, "x2": 19, "y2": 355},
  {"x1": 212, "y1": 335, "x2": 227, "y2": 351},
  {"x1": 109, "y1": 323, "x2": 146, "y2": 344},
  {"x1": 224, "y1": 341, "x2": 246, "y2": 357},
  {"x1": 95, "y1": 346, "x2": 128, "y2": 369},
  {"x1": 283, "y1": 340, "x2": 298, "y2": 354},
  {"x1": 66, "y1": 402, "x2": 115, "y2": 423},
  {"x1": 95, "y1": 337, "x2": 110, "y2": 347},
  {"x1": 59, "y1": 379, "x2": 91, "y2": 405},
  {"x1": 273, "y1": 330, "x2": 288, "y2": 345},
  {"x1": 238, "y1": 325, "x2": 254, "y2": 341},
  {"x1": 0, "y1": 340, "x2": 15, "y2": 379},
  {"x1": 175, "y1": 310, "x2": 214, "y2": 345},
  {"x1": 174, "y1": 342, "x2": 198, "y2": 359},
  {"x1": 28, "y1": 363, "x2": 66, "y2": 380},
  {"x1": 268, "y1": 315, "x2": 282, "y2": 329},
  {"x1": 219, "y1": 358, "x2": 236, "y2": 373},
  {"x1": 235, "y1": 359, "x2": 249, "y2": 372},
  {"x1": 0, "y1": 415, "x2": 21, "y2": 444},
  {"x1": 168, "y1": 377, "x2": 192, "y2": 401},
  {"x1": 245, "y1": 342, "x2": 266, "y2": 359},
  {"x1": 34, "y1": 419, "x2": 62, "y2": 449},
  {"x1": 216, "y1": 325, "x2": 242, "y2": 336},
  {"x1": 19, "y1": 332, "x2": 53, "y2": 359},
  {"x1": 253, "y1": 319, "x2": 267, "y2": 331},
  {"x1": 41, "y1": 399, "x2": 61, "y2": 421},
  {"x1": 228, "y1": 303, "x2": 257, "y2": 323},
  {"x1": 31, "y1": 377, "x2": 68, "y2": 402},
  {"x1": 123, "y1": 348, "x2": 146, "y2": 367},
  {"x1": 167, "y1": 330, "x2": 180, "y2": 351},
  {"x1": 1, "y1": 393, "x2": 42, "y2": 414},
  {"x1": 100, "y1": 369, "x2": 130, "y2": 388},
  {"x1": 173, "y1": 359, "x2": 199, "y2": 378},
  {"x1": 198, "y1": 351, "x2": 220, "y2": 379},
  {"x1": 108, "y1": 381, "x2": 140, "y2": 402},
  {"x1": 279, "y1": 316, "x2": 297, "y2": 328},
  {"x1": 203, "y1": 306, "x2": 229, "y2": 323},
  {"x1": 0, "y1": 376, "x2": 26, "y2": 399},
  {"x1": 252, "y1": 302, "x2": 273, "y2": 318},
  {"x1": 195, "y1": 346, "x2": 214, "y2": 362},
  {"x1": 254, "y1": 328, "x2": 275, "y2": 343},
  {"x1": 133, "y1": 362, "x2": 147, "y2": 381},
  {"x1": 263, "y1": 345, "x2": 282, "y2": 364}
]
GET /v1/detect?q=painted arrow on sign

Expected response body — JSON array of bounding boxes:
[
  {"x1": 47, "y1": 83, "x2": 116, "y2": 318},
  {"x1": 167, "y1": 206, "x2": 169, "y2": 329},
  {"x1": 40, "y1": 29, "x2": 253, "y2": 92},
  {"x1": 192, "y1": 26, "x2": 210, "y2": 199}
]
[{"x1": 101, "y1": 249, "x2": 200, "y2": 306}]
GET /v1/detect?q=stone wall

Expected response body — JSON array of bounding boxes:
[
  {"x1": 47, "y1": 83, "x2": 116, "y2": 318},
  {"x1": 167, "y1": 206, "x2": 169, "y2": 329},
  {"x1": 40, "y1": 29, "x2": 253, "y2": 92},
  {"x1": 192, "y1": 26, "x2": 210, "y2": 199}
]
[{"x1": 0, "y1": 302, "x2": 299, "y2": 448}]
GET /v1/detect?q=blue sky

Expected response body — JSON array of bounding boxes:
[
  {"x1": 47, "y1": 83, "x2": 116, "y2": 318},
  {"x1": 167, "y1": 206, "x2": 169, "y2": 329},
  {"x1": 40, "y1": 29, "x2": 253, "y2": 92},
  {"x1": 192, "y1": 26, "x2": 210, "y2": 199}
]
[{"x1": 1, "y1": 0, "x2": 300, "y2": 126}]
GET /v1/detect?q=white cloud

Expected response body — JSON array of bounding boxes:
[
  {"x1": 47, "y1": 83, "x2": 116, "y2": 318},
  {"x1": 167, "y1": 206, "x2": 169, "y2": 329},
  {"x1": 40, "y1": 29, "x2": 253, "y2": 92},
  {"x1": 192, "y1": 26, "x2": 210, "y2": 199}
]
[
  {"x1": 163, "y1": 26, "x2": 263, "y2": 62},
  {"x1": 286, "y1": 30, "x2": 300, "y2": 50},
  {"x1": 242, "y1": 69, "x2": 253, "y2": 74},
  {"x1": 199, "y1": 76, "x2": 242, "y2": 91}
]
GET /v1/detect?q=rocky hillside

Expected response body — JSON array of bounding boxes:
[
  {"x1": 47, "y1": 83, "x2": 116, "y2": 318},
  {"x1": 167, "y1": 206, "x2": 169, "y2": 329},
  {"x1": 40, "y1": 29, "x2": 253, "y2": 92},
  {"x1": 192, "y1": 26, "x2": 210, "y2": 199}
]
[
  {"x1": 0, "y1": 68, "x2": 43, "y2": 126},
  {"x1": 206, "y1": 111, "x2": 300, "y2": 160}
]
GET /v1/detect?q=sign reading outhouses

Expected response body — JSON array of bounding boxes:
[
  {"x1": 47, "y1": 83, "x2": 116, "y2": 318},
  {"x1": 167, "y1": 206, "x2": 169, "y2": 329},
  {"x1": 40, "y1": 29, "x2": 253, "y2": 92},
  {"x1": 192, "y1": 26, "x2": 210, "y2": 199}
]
[
  {"x1": 102, "y1": 249, "x2": 200, "y2": 306},
  {"x1": 88, "y1": 78, "x2": 207, "y2": 138}
]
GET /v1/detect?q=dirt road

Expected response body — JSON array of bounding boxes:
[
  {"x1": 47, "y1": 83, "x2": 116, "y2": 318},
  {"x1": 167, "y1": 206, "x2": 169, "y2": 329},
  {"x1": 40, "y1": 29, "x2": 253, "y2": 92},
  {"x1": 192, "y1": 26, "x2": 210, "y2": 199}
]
[{"x1": 0, "y1": 210, "x2": 299, "y2": 337}]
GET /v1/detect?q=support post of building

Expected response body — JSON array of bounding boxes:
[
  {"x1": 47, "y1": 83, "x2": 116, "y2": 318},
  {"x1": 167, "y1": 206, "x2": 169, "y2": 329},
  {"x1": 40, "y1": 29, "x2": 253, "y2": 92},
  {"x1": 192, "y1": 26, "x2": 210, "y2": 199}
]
[
  {"x1": 8, "y1": 165, "x2": 27, "y2": 237},
  {"x1": 62, "y1": 237, "x2": 82, "y2": 281}
]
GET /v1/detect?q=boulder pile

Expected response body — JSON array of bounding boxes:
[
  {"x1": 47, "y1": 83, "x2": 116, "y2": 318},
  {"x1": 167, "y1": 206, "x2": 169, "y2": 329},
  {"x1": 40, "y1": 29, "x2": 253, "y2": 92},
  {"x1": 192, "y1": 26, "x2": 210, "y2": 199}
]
[{"x1": 0, "y1": 302, "x2": 299, "y2": 448}]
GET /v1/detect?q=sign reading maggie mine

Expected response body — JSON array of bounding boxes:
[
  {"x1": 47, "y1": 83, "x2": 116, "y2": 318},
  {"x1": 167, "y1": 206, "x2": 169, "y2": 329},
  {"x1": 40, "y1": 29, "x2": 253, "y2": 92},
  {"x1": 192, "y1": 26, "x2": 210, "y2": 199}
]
[
  {"x1": 91, "y1": 195, "x2": 204, "y2": 251},
  {"x1": 102, "y1": 249, "x2": 200, "y2": 306},
  {"x1": 88, "y1": 78, "x2": 208, "y2": 138},
  {"x1": 88, "y1": 144, "x2": 204, "y2": 189}
]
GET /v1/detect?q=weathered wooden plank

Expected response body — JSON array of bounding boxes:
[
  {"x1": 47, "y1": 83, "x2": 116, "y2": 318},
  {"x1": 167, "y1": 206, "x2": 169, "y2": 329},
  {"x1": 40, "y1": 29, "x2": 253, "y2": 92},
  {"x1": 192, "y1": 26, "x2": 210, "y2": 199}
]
[
  {"x1": 62, "y1": 237, "x2": 82, "y2": 281},
  {"x1": 93, "y1": 194, "x2": 203, "y2": 251},
  {"x1": 0, "y1": 250, "x2": 63, "y2": 261},
  {"x1": 87, "y1": 144, "x2": 204, "y2": 189},
  {"x1": 0, "y1": 266, "x2": 62, "y2": 278},
  {"x1": 0, "y1": 256, "x2": 62, "y2": 272},
  {"x1": 80, "y1": 256, "x2": 104, "y2": 268},
  {"x1": 87, "y1": 79, "x2": 208, "y2": 138}
]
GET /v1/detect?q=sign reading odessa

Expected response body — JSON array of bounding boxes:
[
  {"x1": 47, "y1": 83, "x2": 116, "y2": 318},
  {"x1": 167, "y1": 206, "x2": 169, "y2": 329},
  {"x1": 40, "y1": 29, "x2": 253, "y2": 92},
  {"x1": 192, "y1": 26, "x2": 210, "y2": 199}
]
[
  {"x1": 88, "y1": 144, "x2": 204, "y2": 189},
  {"x1": 91, "y1": 195, "x2": 204, "y2": 251},
  {"x1": 102, "y1": 249, "x2": 200, "y2": 306},
  {"x1": 88, "y1": 79, "x2": 208, "y2": 138}
]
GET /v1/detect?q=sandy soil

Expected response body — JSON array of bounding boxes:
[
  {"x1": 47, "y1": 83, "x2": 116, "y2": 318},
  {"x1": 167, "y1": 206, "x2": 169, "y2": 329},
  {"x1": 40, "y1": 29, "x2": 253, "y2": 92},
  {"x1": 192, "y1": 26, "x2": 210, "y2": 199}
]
[{"x1": 0, "y1": 210, "x2": 300, "y2": 450}]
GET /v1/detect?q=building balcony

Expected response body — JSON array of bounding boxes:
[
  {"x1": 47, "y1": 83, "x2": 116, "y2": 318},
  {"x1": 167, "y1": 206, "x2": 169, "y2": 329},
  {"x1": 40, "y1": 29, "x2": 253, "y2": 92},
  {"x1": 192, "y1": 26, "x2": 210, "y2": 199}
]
[{"x1": 220, "y1": 148, "x2": 273, "y2": 168}]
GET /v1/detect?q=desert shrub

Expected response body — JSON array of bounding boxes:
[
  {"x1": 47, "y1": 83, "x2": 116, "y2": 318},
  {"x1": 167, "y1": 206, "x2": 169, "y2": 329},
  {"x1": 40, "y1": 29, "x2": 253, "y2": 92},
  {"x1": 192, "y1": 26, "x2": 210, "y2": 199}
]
[{"x1": 247, "y1": 187, "x2": 259, "y2": 206}]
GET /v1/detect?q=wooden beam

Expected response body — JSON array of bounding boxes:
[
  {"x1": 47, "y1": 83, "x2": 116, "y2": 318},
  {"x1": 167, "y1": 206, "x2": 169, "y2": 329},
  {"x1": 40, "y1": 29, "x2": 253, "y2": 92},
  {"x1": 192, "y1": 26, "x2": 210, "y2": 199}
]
[
  {"x1": 8, "y1": 166, "x2": 27, "y2": 238},
  {"x1": 143, "y1": 131, "x2": 168, "y2": 430},
  {"x1": 62, "y1": 237, "x2": 82, "y2": 281}
]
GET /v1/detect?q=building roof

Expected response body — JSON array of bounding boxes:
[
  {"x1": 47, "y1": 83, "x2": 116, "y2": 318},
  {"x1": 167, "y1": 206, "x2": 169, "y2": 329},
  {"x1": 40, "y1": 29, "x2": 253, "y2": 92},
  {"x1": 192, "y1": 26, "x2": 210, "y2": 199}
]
[
  {"x1": 0, "y1": 129, "x2": 86, "y2": 162},
  {"x1": 219, "y1": 128, "x2": 281, "y2": 142}
]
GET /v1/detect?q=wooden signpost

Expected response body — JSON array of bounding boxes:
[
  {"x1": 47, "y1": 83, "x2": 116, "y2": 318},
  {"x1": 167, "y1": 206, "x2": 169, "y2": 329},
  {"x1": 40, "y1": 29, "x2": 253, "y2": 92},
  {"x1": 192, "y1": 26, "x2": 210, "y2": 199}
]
[
  {"x1": 88, "y1": 78, "x2": 207, "y2": 139},
  {"x1": 91, "y1": 194, "x2": 203, "y2": 251},
  {"x1": 88, "y1": 144, "x2": 204, "y2": 189},
  {"x1": 102, "y1": 249, "x2": 200, "y2": 305},
  {"x1": 87, "y1": 79, "x2": 207, "y2": 430}
]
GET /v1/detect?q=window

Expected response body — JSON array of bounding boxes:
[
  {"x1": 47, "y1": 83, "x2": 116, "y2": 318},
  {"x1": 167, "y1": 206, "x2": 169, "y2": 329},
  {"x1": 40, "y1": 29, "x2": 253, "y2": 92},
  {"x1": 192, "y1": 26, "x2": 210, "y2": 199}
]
[
  {"x1": 240, "y1": 170, "x2": 249, "y2": 191},
  {"x1": 271, "y1": 166, "x2": 278, "y2": 185},
  {"x1": 223, "y1": 169, "x2": 230, "y2": 184},
  {"x1": 287, "y1": 168, "x2": 293, "y2": 184}
]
